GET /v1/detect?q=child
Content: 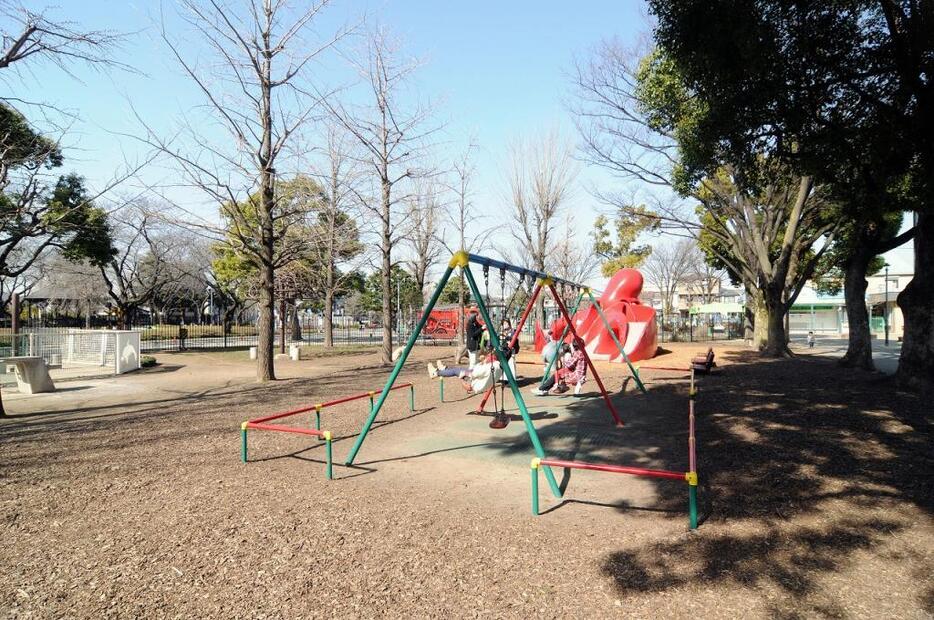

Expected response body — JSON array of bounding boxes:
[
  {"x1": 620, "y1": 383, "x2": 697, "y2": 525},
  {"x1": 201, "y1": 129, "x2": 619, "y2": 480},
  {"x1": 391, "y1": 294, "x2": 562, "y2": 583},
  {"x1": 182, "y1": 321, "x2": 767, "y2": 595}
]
[
  {"x1": 499, "y1": 318, "x2": 520, "y2": 381},
  {"x1": 531, "y1": 339, "x2": 587, "y2": 396},
  {"x1": 541, "y1": 328, "x2": 561, "y2": 375},
  {"x1": 807, "y1": 331, "x2": 815, "y2": 348},
  {"x1": 428, "y1": 346, "x2": 501, "y2": 394}
]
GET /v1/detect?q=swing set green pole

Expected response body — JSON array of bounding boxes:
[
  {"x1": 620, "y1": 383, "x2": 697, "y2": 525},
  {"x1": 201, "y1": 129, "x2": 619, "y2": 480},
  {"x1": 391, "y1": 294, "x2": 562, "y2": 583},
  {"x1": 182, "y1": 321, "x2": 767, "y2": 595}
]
[
  {"x1": 462, "y1": 267, "x2": 562, "y2": 498},
  {"x1": 344, "y1": 251, "x2": 562, "y2": 499},
  {"x1": 585, "y1": 289, "x2": 647, "y2": 394},
  {"x1": 344, "y1": 262, "x2": 456, "y2": 465},
  {"x1": 539, "y1": 290, "x2": 585, "y2": 389}
]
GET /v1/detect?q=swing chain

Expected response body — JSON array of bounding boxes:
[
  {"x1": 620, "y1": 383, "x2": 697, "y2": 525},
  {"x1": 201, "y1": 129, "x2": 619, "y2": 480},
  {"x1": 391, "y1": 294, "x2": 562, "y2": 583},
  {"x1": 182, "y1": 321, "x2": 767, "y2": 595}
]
[{"x1": 500, "y1": 268, "x2": 506, "y2": 321}]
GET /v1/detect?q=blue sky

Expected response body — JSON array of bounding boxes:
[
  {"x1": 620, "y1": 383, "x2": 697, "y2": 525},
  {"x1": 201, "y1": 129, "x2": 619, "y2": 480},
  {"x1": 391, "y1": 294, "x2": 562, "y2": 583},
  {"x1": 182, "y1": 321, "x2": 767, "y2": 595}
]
[
  {"x1": 11, "y1": 1, "x2": 650, "y2": 268},
  {"x1": 9, "y1": 1, "x2": 913, "y2": 279}
]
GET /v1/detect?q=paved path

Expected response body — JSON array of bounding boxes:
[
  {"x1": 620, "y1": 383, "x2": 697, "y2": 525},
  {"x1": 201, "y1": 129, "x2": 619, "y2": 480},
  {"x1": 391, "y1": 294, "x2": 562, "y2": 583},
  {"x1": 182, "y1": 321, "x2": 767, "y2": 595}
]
[{"x1": 790, "y1": 335, "x2": 901, "y2": 375}]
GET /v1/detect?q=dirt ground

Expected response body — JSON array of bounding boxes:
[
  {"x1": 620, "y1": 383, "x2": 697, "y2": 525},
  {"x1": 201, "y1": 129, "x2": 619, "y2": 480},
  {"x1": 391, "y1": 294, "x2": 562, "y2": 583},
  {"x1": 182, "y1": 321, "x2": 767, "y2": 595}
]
[{"x1": 1, "y1": 341, "x2": 931, "y2": 619}]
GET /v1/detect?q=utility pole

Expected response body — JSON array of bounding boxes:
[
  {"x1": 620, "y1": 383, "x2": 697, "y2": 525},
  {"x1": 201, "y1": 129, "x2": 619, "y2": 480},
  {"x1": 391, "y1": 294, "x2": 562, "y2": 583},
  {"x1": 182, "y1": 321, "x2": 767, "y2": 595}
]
[
  {"x1": 884, "y1": 264, "x2": 890, "y2": 346},
  {"x1": 11, "y1": 293, "x2": 19, "y2": 356}
]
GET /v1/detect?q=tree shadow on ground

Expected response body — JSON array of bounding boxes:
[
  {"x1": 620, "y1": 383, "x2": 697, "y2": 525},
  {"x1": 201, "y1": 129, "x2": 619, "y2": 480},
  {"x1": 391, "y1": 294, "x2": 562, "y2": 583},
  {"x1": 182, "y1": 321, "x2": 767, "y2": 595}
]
[
  {"x1": 484, "y1": 348, "x2": 933, "y2": 616},
  {"x1": 0, "y1": 362, "x2": 429, "y2": 470}
]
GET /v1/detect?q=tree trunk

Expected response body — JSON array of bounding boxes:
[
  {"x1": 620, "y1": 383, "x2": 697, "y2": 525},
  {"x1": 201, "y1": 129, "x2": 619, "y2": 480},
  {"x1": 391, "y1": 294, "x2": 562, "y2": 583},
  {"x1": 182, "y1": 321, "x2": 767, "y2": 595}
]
[
  {"x1": 279, "y1": 297, "x2": 287, "y2": 354},
  {"x1": 749, "y1": 283, "x2": 789, "y2": 356},
  {"x1": 323, "y1": 288, "x2": 334, "y2": 348},
  {"x1": 753, "y1": 304, "x2": 769, "y2": 350},
  {"x1": 840, "y1": 247, "x2": 874, "y2": 370},
  {"x1": 116, "y1": 304, "x2": 131, "y2": 330},
  {"x1": 380, "y1": 176, "x2": 393, "y2": 365},
  {"x1": 289, "y1": 302, "x2": 302, "y2": 341},
  {"x1": 744, "y1": 305, "x2": 755, "y2": 343},
  {"x1": 764, "y1": 304, "x2": 790, "y2": 356},
  {"x1": 256, "y1": 260, "x2": 276, "y2": 381},
  {"x1": 255, "y1": 38, "x2": 276, "y2": 382},
  {"x1": 897, "y1": 209, "x2": 934, "y2": 395}
]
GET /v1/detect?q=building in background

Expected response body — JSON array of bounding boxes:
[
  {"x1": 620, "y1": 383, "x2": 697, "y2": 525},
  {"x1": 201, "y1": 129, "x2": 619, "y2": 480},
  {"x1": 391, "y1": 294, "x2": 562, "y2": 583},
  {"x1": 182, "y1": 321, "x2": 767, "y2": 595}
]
[
  {"x1": 788, "y1": 288, "x2": 847, "y2": 335},
  {"x1": 865, "y1": 271, "x2": 909, "y2": 342}
]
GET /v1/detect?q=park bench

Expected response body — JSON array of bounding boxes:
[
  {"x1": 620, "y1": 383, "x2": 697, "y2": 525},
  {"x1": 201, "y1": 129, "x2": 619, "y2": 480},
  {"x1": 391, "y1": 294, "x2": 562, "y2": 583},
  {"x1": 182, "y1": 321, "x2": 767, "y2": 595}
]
[
  {"x1": 691, "y1": 348, "x2": 717, "y2": 374},
  {"x1": 0, "y1": 356, "x2": 56, "y2": 394}
]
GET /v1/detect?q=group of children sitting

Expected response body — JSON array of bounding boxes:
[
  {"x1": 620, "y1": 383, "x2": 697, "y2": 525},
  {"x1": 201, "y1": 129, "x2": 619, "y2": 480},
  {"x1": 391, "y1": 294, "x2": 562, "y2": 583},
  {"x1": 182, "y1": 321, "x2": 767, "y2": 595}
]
[{"x1": 426, "y1": 309, "x2": 589, "y2": 428}]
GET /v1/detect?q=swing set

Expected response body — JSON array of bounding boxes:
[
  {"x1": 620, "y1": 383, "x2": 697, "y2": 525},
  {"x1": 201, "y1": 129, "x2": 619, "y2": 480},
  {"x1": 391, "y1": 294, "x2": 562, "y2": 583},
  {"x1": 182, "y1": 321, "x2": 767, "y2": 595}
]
[
  {"x1": 344, "y1": 251, "x2": 700, "y2": 529},
  {"x1": 472, "y1": 263, "x2": 649, "y2": 418}
]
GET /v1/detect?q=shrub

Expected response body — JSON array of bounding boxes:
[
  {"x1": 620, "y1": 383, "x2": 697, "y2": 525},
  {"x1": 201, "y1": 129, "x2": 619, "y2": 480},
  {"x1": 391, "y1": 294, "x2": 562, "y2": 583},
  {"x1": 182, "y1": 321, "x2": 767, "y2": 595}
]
[{"x1": 140, "y1": 355, "x2": 157, "y2": 368}]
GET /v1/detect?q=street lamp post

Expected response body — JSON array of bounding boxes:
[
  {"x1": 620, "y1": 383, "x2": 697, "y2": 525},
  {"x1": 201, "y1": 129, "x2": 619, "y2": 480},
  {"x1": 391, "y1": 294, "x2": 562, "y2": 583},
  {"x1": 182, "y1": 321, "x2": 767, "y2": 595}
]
[{"x1": 884, "y1": 265, "x2": 889, "y2": 346}]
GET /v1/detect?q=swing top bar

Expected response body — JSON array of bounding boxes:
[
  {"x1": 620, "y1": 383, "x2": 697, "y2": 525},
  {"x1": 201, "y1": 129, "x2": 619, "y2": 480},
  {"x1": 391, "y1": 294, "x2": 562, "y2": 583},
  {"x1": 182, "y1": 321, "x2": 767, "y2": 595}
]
[{"x1": 449, "y1": 251, "x2": 587, "y2": 290}]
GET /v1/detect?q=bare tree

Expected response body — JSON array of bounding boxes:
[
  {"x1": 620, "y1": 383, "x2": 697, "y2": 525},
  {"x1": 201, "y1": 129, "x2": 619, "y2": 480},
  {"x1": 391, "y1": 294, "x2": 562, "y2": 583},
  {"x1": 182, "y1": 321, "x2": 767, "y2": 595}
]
[
  {"x1": 688, "y1": 245, "x2": 725, "y2": 304},
  {"x1": 137, "y1": 0, "x2": 349, "y2": 380},
  {"x1": 151, "y1": 230, "x2": 215, "y2": 325},
  {"x1": 551, "y1": 216, "x2": 600, "y2": 306},
  {"x1": 311, "y1": 125, "x2": 365, "y2": 347},
  {"x1": 0, "y1": 1, "x2": 126, "y2": 77},
  {"x1": 0, "y1": 251, "x2": 47, "y2": 315},
  {"x1": 405, "y1": 180, "x2": 443, "y2": 301},
  {"x1": 439, "y1": 140, "x2": 489, "y2": 346},
  {"x1": 99, "y1": 205, "x2": 176, "y2": 329},
  {"x1": 642, "y1": 239, "x2": 695, "y2": 318},
  {"x1": 507, "y1": 129, "x2": 577, "y2": 322},
  {"x1": 323, "y1": 27, "x2": 438, "y2": 364},
  {"x1": 30, "y1": 253, "x2": 106, "y2": 327}
]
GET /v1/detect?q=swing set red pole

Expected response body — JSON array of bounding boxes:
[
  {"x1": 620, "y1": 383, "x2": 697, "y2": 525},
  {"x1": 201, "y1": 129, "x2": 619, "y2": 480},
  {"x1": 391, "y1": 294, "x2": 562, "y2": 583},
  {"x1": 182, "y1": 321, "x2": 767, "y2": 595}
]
[{"x1": 477, "y1": 281, "x2": 543, "y2": 413}]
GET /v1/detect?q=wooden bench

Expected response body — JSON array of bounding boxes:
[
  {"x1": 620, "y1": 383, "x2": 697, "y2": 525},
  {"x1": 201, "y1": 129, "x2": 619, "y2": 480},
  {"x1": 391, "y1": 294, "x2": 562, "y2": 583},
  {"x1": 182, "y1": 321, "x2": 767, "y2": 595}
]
[
  {"x1": 691, "y1": 348, "x2": 716, "y2": 374},
  {"x1": 0, "y1": 356, "x2": 56, "y2": 394}
]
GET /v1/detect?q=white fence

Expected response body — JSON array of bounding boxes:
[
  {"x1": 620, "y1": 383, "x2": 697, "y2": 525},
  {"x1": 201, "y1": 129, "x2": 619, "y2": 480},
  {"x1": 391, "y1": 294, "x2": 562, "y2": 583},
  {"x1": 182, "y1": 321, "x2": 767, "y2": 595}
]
[{"x1": 5, "y1": 329, "x2": 141, "y2": 375}]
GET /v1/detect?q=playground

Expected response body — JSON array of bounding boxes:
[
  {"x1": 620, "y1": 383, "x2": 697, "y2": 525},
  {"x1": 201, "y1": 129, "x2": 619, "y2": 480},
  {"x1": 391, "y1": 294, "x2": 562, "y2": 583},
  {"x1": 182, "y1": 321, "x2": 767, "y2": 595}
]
[{"x1": 1, "y1": 335, "x2": 930, "y2": 617}]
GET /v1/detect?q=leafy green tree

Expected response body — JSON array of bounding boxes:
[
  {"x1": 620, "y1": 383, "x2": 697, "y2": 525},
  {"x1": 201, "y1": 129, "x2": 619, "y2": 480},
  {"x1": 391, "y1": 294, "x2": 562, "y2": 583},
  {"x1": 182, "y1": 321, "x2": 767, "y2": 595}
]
[
  {"x1": 648, "y1": 0, "x2": 933, "y2": 390},
  {"x1": 573, "y1": 43, "x2": 837, "y2": 354},
  {"x1": 362, "y1": 266, "x2": 422, "y2": 328},
  {"x1": 439, "y1": 277, "x2": 472, "y2": 305},
  {"x1": 0, "y1": 104, "x2": 114, "y2": 280},
  {"x1": 591, "y1": 205, "x2": 657, "y2": 276}
]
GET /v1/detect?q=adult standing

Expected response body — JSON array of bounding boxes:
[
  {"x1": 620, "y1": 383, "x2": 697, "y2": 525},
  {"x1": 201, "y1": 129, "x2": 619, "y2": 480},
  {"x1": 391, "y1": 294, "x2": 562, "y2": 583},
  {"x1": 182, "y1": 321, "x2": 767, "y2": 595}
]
[{"x1": 465, "y1": 308, "x2": 484, "y2": 367}]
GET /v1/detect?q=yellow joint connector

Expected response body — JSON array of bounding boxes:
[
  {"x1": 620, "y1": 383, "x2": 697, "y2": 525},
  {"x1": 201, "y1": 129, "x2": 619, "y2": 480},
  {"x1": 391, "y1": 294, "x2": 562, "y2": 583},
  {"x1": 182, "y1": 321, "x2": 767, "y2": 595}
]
[
  {"x1": 530, "y1": 457, "x2": 541, "y2": 470},
  {"x1": 449, "y1": 250, "x2": 469, "y2": 268},
  {"x1": 315, "y1": 404, "x2": 323, "y2": 412},
  {"x1": 685, "y1": 471, "x2": 698, "y2": 486},
  {"x1": 582, "y1": 286, "x2": 591, "y2": 294},
  {"x1": 689, "y1": 389, "x2": 697, "y2": 398},
  {"x1": 537, "y1": 277, "x2": 554, "y2": 287},
  {"x1": 368, "y1": 391, "x2": 375, "y2": 397},
  {"x1": 322, "y1": 430, "x2": 332, "y2": 441},
  {"x1": 241, "y1": 421, "x2": 249, "y2": 431}
]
